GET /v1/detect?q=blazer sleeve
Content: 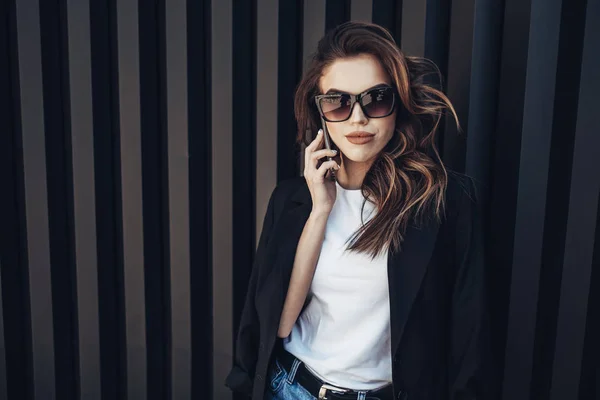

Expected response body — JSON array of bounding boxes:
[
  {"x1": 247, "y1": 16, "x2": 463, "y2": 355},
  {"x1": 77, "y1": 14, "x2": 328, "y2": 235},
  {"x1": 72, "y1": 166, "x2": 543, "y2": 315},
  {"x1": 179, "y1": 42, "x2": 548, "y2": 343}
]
[
  {"x1": 448, "y1": 176, "x2": 494, "y2": 400},
  {"x1": 224, "y1": 185, "x2": 279, "y2": 397}
]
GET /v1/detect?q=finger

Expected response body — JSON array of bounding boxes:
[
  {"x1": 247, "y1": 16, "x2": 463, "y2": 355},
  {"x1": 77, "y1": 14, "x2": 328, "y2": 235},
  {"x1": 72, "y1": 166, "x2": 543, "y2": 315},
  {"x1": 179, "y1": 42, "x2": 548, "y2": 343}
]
[
  {"x1": 305, "y1": 130, "x2": 324, "y2": 168},
  {"x1": 311, "y1": 148, "x2": 338, "y2": 162},
  {"x1": 305, "y1": 129, "x2": 323, "y2": 153},
  {"x1": 310, "y1": 149, "x2": 338, "y2": 171},
  {"x1": 316, "y1": 160, "x2": 340, "y2": 176}
]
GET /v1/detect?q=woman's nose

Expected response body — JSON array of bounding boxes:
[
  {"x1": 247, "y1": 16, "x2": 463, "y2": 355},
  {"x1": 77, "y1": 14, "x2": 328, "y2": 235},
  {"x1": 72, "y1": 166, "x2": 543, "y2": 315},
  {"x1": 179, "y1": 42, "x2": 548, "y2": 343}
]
[{"x1": 349, "y1": 102, "x2": 368, "y2": 124}]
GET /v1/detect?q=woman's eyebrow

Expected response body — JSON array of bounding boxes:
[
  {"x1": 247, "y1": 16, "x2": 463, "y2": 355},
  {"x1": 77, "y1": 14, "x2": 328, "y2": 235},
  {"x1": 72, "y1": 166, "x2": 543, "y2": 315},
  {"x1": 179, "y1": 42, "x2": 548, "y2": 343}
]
[{"x1": 324, "y1": 83, "x2": 389, "y2": 95}]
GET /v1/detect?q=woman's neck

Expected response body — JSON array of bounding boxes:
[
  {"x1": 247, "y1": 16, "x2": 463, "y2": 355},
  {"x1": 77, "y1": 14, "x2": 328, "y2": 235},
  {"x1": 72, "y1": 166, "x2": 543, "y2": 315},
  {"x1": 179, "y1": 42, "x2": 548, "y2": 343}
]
[{"x1": 335, "y1": 155, "x2": 374, "y2": 190}]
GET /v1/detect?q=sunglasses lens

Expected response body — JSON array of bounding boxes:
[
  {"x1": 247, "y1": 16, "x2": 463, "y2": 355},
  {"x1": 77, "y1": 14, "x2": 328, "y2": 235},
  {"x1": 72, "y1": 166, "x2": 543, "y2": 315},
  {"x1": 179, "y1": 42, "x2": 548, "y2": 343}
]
[
  {"x1": 320, "y1": 94, "x2": 352, "y2": 122},
  {"x1": 362, "y1": 88, "x2": 395, "y2": 118}
]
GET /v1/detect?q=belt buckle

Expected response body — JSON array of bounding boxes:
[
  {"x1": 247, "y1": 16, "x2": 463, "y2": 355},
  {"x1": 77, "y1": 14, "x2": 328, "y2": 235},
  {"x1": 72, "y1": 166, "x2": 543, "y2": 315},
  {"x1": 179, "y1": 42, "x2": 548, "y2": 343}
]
[{"x1": 318, "y1": 383, "x2": 350, "y2": 400}]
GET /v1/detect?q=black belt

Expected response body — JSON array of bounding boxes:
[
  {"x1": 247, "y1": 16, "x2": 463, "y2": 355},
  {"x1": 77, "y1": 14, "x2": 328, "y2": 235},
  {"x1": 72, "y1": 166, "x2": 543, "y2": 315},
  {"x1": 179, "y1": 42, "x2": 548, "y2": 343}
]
[{"x1": 274, "y1": 344, "x2": 394, "y2": 400}]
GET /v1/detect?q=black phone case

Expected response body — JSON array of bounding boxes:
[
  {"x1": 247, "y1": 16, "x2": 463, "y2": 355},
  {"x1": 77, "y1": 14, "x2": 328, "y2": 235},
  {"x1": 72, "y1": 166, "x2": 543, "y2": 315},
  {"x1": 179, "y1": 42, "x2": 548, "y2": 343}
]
[{"x1": 320, "y1": 117, "x2": 337, "y2": 182}]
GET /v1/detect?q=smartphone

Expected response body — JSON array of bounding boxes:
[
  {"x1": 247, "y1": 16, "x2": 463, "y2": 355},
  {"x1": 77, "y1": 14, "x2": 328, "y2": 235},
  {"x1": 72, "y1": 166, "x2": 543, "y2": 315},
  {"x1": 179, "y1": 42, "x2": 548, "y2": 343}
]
[{"x1": 320, "y1": 116, "x2": 337, "y2": 182}]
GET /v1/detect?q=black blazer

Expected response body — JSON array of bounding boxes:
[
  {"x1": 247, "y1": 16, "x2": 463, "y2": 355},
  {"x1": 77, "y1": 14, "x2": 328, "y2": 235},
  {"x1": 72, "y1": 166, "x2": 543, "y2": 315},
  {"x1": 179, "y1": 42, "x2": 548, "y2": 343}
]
[{"x1": 225, "y1": 171, "x2": 493, "y2": 400}]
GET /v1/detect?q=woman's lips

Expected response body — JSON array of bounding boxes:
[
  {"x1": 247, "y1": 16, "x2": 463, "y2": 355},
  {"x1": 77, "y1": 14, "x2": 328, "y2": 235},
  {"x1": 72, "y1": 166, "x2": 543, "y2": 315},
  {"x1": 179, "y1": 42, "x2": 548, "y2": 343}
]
[{"x1": 346, "y1": 135, "x2": 374, "y2": 145}]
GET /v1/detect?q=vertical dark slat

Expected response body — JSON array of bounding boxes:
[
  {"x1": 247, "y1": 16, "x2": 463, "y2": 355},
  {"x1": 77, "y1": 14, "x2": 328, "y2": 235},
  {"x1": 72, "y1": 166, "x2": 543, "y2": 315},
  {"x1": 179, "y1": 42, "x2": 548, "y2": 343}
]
[
  {"x1": 424, "y1": 0, "x2": 451, "y2": 153},
  {"x1": 39, "y1": 0, "x2": 79, "y2": 398},
  {"x1": 0, "y1": 4, "x2": 8, "y2": 398},
  {"x1": 116, "y1": 0, "x2": 147, "y2": 398},
  {"x1": 531, "y1": 1, "x2": 588, "y2": 399},
  {"x1": 66, "y1": 0, "x2": 102, "y2": 398},
  {"x1": 232, "y1": 2, "x2": 258, "y2": 398},
  {"x1": 325, "y1": 0, "x2": 351, "y2": 31},
  {"x1": 463, "y1": 0, "x2": 503, "y2": 184},
  {"x1": 211, "y1": 0, "x2": 233, "y2": 398},
  {"x1": 0, "y1": 260, "x2": 6, "y2": 400},
  {"x1": 89, "y1": 0, "x2": 127, "y2": 397},
  {"x1": 232, "y1": 0, "x2": 257, "y2": 363},
  {"x1": 371, "y1": 0, "x2": 402, "y2": 43},
  {"x1": 423, "y1": 0, "x2": 451, "y2": 77},
  {"x1": 165, "y1": 0, "x2": 191, "y2": 398},
  {"x1": 187, "y1": 0, "x2": 213, "y2": 397},
  {"x1": 441, "y1": 0, "x2": 475, "y2": 172},
  {"x1": 488, "y1": 0, "x2": 532, "y2": 396},
  {"x1": 277, "y1": 0, "x2": 304, "y2": 180},
  {"x1": 579, "y1": 203, "x2": 599, "y2": 400},
  {"x1": 138, "y1": 0, "x2": 169, "y2": 398},
  {"x1": 549, "y1": 0, "x2": 600, "y2": 396},
  {"x1": 464, "y1": 3, "x2": 505, "y2": 393},
  {"x1": 400, "y1": 0, "x2": 426, "y2": 56},
  {"x1": 256, "y1": 0, "x2": 279, "y2": 251},
  {"x1": 0, "y1": 0, "x2": 31, "y2": 398},
  {"x1": 14, "y1": 0, "x2": 56, "y2": 397},
  {"x1": 350, "y1": 0, "x2": 372, "y2": 22},
  {"x1": 502, "y1": 0, "x2": 563, "y2": 398}
]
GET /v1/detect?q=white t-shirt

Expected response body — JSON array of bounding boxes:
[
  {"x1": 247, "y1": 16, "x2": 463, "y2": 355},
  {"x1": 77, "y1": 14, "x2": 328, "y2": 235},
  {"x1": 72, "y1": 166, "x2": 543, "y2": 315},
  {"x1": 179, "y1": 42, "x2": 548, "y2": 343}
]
[{"x1": 283, "y1": 180, "x2": 392, "y2": 390}]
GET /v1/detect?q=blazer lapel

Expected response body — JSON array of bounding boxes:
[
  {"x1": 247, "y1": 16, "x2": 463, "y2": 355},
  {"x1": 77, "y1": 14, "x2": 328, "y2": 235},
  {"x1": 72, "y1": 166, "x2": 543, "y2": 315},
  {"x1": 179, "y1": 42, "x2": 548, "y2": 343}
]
[{"x1": 388, "y1": 219, "x2": 440, "y2": 356}]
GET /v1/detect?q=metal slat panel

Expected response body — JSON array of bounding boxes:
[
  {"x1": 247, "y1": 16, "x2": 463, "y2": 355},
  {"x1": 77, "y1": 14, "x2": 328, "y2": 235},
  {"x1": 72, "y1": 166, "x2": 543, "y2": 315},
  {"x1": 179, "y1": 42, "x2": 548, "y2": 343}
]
[
  {"x1": 66, "y1": 0, "x2": 102, "y2": 398},
  {"x1": 14, "y1": 0, "x2": 56, "y2": 398},
  {"x1": 350, "y1": 0, "x2": 373, "y2": 22},
  {"x1": 211, "y1": 0, "x2": 233, "y2": 399},
  {"x1": 116, "y1": 0, "x2": 147, "y2": 398},
  {"x1": 256, "y1": 0, "x2": 279, "y2": 248},
  {"x1": 165, "y1": 0, "x2": 192, "y2": 398},
  {"x1": 400, "y1": 0, "x2": 426, "y2": 56}
]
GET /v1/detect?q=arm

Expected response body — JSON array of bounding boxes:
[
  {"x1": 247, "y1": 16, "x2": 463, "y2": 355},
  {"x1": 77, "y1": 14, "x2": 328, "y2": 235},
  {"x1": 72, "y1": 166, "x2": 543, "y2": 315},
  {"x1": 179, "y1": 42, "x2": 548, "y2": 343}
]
[
  {"x1": 448, "y1": 177, "x2": 494, "y2": 399},
  {"x1": 277, "y1": 209, "x2": 330, "y2": 338},
  {"x1": 276, "y1": 128, "x2": 339, "y2": 338}
]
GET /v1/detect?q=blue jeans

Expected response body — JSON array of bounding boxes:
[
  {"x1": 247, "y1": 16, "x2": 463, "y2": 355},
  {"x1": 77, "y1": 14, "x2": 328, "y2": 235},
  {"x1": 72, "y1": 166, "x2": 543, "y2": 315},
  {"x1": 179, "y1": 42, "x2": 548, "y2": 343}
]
[{"x1": 264, "y1": 356, "x2": 316, "y2": 400}]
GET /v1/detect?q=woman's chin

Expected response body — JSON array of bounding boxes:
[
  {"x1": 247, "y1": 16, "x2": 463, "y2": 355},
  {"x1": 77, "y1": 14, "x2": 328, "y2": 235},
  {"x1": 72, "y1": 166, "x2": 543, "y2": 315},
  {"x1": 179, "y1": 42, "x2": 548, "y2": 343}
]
[{"x1": 340, "y1": 149, "x2": 378, "y2": 164}]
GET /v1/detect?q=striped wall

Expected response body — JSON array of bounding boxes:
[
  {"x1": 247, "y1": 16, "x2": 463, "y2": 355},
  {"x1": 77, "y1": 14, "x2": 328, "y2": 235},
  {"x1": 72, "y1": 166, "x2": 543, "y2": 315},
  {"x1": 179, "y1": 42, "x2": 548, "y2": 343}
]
[{"x1": 0, "y1": 0, "x2": 598, "y2": 399}]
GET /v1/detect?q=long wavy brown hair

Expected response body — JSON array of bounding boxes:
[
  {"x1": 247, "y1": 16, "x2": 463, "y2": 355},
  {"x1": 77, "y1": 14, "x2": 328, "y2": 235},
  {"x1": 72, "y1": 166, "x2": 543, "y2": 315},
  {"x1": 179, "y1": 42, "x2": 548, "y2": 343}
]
[{"x1": 294, "y1": 21, "x2": 460, "y2": 259}]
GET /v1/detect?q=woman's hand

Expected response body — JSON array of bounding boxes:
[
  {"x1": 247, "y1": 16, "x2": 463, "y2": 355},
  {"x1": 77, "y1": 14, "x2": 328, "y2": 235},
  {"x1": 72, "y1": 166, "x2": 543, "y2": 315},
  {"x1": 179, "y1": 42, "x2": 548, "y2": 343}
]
[{"x1": 303, "y1": 129, "x2": 340, "y2": 214}]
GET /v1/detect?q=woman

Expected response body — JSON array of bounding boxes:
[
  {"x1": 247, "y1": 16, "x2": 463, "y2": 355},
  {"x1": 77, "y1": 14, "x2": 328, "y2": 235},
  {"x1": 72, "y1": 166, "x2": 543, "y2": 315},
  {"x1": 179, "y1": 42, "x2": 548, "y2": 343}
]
[{"x1": 226, "y1": 21, "x2": 491, "y2": 400}]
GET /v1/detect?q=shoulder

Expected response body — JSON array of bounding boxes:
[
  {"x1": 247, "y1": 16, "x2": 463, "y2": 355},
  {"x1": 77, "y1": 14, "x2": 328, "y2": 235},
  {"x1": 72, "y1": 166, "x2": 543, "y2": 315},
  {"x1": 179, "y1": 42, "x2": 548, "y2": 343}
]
[
  {"x1": 273, "y1": 175, "x2": 307, "y2": 199},
  {"x1": 263, "y1": 176, "x2": 308, "y2": 219}
]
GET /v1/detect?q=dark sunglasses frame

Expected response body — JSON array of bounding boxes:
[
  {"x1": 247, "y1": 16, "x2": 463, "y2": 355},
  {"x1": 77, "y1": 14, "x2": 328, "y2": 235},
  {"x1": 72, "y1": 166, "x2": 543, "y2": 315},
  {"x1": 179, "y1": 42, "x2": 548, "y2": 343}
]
[{"x1": 314, "y1": 86, "x2": 398, "y2": 122}]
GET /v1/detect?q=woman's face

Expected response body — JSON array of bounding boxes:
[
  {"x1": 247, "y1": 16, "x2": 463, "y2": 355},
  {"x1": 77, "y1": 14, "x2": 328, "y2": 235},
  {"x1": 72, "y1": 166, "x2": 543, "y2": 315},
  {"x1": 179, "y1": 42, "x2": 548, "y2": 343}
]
[{"x1": 318, "y1": 53, "x2": 397, "y2": 166}]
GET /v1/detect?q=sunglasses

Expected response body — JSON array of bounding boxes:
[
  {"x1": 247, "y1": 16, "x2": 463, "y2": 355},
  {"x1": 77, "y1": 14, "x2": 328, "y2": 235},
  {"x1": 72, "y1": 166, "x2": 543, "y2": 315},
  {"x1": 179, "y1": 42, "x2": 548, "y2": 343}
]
[{"x1": 314, "y1": 86, "x2": 397, "y2": 122}]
